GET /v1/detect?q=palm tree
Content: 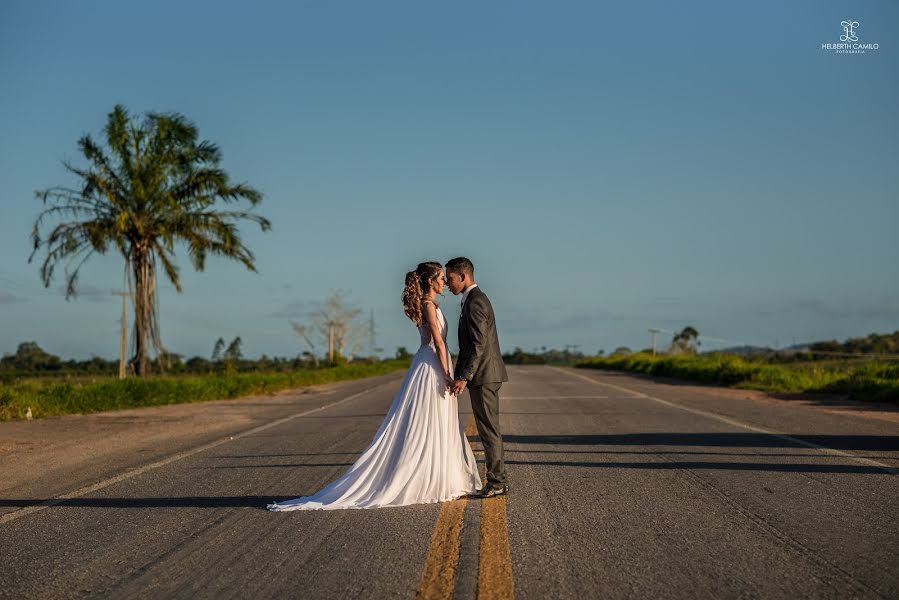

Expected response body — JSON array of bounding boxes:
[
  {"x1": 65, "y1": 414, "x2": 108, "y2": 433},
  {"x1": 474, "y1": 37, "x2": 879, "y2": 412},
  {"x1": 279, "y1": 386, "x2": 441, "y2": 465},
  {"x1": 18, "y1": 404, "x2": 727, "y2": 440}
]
[{"x1": 29, "y1": 105, "x2": 271, "y2": 376}]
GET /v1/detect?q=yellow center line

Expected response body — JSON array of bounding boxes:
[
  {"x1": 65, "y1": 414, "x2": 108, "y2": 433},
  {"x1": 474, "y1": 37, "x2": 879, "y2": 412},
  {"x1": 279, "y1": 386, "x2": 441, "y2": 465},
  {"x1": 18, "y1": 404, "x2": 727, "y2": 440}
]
[
  {"x1": 416, "y1": 414, "x2": 516, "y2": 599},
  {"x1": 474, "y1": 411, "x2": 514, "y2": 600},
  {"x1": 415, "y1": 414, "x2": 478, "y2": 599},
  {"x1": 416, "y1": 497, "x2": 467, "y2": 600}
]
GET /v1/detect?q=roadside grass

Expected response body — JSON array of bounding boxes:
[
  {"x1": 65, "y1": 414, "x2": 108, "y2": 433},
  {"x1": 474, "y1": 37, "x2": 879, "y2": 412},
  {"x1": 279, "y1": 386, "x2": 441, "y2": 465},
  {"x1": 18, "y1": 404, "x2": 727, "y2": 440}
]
[
  {"x1": 575, "y1": 353, "x2": 899, "y2": 403},
  {"x1": 0, "y1": 360, "x2": 411, "y2": 421}
]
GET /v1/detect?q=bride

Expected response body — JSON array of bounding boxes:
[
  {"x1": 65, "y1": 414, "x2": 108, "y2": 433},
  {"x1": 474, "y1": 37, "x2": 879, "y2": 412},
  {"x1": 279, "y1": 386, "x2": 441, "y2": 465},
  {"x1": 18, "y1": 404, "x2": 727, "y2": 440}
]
[{"x1": 267, "y1": 262, "x2": 481, "y2": 511}]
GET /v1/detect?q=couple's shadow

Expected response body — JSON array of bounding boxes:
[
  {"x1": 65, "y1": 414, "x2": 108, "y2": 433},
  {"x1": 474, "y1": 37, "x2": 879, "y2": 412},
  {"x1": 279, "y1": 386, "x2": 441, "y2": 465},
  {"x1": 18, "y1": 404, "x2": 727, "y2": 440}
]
[{"x1": 499, "y1": 432, "x2": 899, "y2": 475}]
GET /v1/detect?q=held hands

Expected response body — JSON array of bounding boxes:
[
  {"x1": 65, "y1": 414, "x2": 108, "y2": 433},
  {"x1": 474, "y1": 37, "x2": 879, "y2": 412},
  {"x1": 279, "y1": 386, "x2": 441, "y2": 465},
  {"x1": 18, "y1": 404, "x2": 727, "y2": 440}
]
[
  {"x1": 451, "y1": 378, "x2": 468, "y2": 396},
  {"x1": 441, "y1": 371, "x2": 467, "y2": 396},
  {"x1": 444, "y1": 373, "x2": 455, "y2": 394}
]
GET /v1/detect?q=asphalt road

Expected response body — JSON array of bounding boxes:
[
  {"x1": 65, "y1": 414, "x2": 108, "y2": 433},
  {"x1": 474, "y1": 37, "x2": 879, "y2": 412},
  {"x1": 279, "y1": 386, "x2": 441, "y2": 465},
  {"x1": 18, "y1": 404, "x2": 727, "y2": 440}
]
[{"x1": 1, "y1": 366, "x2": 898, "y2": 599}]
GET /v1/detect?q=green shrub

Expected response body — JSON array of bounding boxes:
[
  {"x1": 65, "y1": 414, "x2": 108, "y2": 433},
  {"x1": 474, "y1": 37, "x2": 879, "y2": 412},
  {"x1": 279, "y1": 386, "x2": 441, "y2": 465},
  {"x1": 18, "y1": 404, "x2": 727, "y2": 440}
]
[
  {"x1": 0, "y1": 359, "x2": 410, "y2": 421},
  {"x1": 576, "y1": 353, "x2": 898, "y2": 403}
]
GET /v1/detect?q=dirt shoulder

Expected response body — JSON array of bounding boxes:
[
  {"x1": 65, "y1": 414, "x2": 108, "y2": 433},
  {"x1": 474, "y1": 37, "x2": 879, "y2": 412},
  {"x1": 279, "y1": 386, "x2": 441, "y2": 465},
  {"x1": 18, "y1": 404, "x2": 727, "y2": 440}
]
[{"x1": 0, "y1": 373, "x2": 401, "y2": 507}]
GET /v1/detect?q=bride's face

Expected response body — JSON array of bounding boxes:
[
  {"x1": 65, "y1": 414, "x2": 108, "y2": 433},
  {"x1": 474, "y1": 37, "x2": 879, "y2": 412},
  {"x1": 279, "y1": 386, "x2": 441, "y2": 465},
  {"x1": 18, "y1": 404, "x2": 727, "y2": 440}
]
[{"x1": 430, "y1": 270, "x2": 446, "y2": 296}]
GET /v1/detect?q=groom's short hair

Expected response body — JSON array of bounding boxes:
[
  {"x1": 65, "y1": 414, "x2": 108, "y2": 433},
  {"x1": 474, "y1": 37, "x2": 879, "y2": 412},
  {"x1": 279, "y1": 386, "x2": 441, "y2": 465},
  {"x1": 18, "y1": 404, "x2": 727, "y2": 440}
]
[{"x1": 446, "y1": 257, "x2": 474, "y2": 276}]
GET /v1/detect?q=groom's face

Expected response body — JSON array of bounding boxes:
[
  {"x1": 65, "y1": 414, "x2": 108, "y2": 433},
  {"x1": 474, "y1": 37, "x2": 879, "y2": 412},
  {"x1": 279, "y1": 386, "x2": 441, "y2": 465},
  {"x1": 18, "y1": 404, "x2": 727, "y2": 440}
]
[{"x1": 445, "y1": 270, "x2": 465, "y2": 295}]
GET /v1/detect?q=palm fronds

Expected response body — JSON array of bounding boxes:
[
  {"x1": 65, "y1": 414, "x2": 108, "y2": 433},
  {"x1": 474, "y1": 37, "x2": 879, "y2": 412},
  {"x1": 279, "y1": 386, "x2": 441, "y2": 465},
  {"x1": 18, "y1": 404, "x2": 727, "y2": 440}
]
[{"x1": 30, "y1": 104, "x2": 271, "y2": 375}]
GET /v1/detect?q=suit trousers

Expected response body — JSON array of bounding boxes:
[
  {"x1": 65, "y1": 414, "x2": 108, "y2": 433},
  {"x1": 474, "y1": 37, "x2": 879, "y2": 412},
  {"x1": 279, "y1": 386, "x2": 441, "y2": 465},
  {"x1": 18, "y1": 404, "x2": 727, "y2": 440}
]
[{"x1": 468, "y1": 382, "x2": 506, "y2": 485}]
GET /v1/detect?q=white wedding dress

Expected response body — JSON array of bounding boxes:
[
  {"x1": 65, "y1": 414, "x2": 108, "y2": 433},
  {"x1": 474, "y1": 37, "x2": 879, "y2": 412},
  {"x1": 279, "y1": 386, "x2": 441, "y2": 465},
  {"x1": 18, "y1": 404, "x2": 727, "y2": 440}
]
[{"x1": 267, "y1": 305, "x2": 481, "y2": 511}]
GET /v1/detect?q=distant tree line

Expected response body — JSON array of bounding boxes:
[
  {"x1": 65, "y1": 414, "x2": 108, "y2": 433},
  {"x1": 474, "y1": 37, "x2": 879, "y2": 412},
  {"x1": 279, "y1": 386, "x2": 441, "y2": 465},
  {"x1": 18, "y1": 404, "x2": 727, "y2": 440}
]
[
  {"x1": 0, "y1": 339, "x2": 394, "y2": 382},
  {"x1": 808, "y1": 331, "x2": 899, "y2": 356},
  {"x1": 503, "y1": 347, "x2": 587, "y2": 365}
]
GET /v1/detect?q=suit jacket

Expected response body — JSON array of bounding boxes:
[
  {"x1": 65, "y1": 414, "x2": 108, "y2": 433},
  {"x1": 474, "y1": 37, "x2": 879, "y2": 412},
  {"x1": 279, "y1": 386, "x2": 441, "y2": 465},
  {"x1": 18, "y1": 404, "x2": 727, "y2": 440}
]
[{"x1": 455, "y1": 286, "x2": 508, "y2": 385}]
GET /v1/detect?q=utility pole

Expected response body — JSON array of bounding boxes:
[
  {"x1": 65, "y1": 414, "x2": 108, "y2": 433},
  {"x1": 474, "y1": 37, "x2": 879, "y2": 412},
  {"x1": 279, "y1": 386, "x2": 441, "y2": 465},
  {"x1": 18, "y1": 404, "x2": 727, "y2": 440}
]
[
  {"x1": 369, "y1": 310, "x2": 377, "y2": 356},
  {"x1": 328, "y1": 321, "x2": 335, "y2": 363},
  {"x1": 112, "y1": 290, "x2": 131, "y2": 378},
  {"x1": 649, "y1": 328, "x2": 661, "y2": 356}
]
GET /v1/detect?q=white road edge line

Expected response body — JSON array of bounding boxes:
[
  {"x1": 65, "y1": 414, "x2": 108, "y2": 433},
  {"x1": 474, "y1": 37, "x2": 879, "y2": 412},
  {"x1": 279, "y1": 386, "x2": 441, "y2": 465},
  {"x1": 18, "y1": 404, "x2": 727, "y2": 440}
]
[
  {"x1": 554, "y1": 367, "x2": 899, "y2": 476},
  {"x1": 0, "y1": 381, "x2": 393, "y2": 526}
]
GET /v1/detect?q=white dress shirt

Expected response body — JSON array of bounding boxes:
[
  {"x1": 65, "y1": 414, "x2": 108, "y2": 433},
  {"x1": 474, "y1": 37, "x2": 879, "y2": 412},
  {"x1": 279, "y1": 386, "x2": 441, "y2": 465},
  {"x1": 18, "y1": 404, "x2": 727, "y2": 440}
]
[{"x1": 461, "y1": 284, "x2": 479, "y2": 308}]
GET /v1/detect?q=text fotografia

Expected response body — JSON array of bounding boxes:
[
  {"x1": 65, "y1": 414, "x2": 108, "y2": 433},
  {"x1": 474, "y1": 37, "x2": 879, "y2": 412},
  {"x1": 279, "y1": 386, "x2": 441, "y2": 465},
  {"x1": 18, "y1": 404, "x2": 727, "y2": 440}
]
[{"x1": 821, "y1": 20, "x2": 880, "y2": 54}]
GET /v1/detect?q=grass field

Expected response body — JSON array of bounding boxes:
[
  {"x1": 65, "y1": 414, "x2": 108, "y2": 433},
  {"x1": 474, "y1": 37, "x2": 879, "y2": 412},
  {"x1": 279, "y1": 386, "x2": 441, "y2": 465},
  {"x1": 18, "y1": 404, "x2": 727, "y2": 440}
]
[
  {"x1": 0, "y1": 359, "x2": 411, "y2": 421},
  {"x1": 576, "y1": 353, "x2": 899, "y2": 403}
]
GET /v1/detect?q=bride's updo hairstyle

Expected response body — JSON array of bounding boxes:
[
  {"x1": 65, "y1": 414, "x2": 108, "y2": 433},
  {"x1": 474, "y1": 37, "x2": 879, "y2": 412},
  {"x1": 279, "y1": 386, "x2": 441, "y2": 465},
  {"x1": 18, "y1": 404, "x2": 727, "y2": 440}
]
[{"x1": 402, "y1": 261, "x2": 443, "y2": 326}]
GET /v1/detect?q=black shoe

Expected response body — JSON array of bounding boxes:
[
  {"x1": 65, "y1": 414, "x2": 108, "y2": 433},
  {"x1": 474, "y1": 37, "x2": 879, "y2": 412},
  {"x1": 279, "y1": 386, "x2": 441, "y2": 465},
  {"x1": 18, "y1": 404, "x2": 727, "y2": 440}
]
[{"x1": 472, "y1": 483, "x2": 509, "y2": 498}]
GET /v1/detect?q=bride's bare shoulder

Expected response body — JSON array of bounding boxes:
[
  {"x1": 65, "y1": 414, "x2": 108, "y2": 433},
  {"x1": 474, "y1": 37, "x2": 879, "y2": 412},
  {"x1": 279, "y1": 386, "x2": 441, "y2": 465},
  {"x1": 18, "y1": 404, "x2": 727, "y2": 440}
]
[{"x1": 420, "y1": 299, "x2": 443, "y2": 326}]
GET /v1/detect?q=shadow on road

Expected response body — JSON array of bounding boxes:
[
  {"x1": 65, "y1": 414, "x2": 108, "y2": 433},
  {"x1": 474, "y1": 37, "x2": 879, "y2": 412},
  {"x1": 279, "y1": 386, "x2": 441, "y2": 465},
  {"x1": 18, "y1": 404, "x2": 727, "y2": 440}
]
[
  {"x1": 505, "y1": 449, "x2": 892, "y2": 459},
  {"x1": 487, "y1": 433, "x2": 898, "y2": 474},
  {"x1": 0, "y1": 496, "x2": 290, "y2": 508},
  {"x1": 503, "y1": 433, "x2": 899, "y2": 451},
  {"x1": 213, "y1": 452, "x2": 363, "y2": 458},
  {"x1": 190, "y1": 463, "x2": 354, "y2": 469},
  {"x1": 500, "y1": 460, "x2": 890, "y2": 474}
]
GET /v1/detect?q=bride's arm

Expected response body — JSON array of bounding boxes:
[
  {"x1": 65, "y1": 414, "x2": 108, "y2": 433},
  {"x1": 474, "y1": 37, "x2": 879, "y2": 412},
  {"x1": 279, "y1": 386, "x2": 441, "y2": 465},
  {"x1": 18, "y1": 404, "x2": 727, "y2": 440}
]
[{"x1": 422, "y1": 301, "x2": 452, "y2": 381}]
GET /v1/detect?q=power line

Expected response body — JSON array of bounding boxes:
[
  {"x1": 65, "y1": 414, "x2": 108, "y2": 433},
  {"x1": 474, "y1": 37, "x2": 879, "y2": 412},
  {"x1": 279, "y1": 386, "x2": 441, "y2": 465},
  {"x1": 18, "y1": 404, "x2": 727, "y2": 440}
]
[{"x1": 0, "y1": 272, "x2": 63, "y2": 298}]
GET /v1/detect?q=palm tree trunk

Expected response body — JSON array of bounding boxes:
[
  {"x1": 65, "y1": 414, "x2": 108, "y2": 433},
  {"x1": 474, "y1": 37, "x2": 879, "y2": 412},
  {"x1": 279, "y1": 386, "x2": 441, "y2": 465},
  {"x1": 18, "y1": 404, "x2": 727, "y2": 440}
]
[{"x1": 131, "y1": 246, "x2": 151, "y2": 376}]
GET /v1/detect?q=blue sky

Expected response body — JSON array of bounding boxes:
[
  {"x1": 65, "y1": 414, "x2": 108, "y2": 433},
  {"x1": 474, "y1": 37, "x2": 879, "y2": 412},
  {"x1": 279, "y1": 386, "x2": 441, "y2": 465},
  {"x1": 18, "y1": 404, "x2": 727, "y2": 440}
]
[{"x1": 1, "y1": 1, "x2": 897, "y2": 360}]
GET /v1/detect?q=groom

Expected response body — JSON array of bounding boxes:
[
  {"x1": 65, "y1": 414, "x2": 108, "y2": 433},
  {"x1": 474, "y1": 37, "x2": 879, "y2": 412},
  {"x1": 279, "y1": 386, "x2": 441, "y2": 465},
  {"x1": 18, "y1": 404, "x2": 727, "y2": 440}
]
[{"x1": 446, "y1": 257, "x2": 509, "y2": 498}]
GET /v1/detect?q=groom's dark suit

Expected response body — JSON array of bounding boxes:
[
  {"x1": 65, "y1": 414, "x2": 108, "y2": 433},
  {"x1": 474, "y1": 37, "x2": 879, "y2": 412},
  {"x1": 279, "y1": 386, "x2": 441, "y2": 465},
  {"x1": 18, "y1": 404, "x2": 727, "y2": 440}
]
[{"x1": 455, "y1": 286, "x2": 508, "y2": 486}]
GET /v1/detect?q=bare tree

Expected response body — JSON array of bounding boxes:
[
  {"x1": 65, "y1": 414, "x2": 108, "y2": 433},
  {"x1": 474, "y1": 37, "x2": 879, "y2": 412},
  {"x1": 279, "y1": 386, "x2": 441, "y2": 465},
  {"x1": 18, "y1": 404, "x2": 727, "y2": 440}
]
[
  {"x1": 290, "y1": 321, "x2": 317, "y2": 356},
  {"x1": 291, "y1": 291, "x2": 364, "y2": 362},
  {"x1": 669, "y1": 326, "x2": 700, "y2": 355}
]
